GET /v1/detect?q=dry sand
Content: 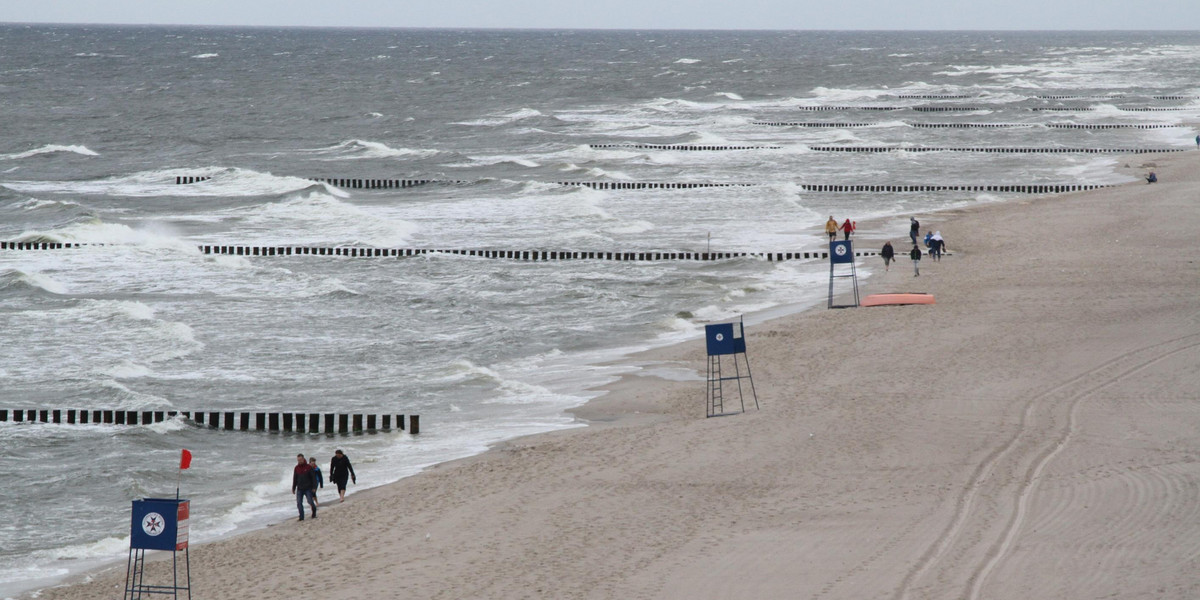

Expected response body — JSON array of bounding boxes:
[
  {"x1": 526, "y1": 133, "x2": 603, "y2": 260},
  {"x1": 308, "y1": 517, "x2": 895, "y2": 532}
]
[{"x1": 35, "y1": 152, "x2": 1200, "y2": 600}]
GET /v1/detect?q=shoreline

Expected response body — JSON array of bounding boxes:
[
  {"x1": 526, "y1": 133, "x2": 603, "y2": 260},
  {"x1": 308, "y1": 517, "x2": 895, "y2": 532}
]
[{"x1": 26, "y1": 150, "x2": 1200, "y2": 599}]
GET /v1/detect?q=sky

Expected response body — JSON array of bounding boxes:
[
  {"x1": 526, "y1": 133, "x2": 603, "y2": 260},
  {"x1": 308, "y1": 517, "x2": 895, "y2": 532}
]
[{"x1": 1, "y1": 0, "x2": 1198, "y2": 30}]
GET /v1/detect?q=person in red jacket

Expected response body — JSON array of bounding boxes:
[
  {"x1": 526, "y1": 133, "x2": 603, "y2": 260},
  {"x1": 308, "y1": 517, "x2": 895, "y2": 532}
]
[
  {"x1": 839, "y1": 218, "x2": 855, "y2": 240},
  {"x1": 292, "y1": 454, "x2": 318, "y2": 521}
]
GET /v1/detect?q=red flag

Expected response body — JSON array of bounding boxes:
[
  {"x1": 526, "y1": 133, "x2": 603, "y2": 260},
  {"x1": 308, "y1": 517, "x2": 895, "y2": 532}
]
[{"x1": 180, "y1": 449, "x2": 192, "y2": 470}]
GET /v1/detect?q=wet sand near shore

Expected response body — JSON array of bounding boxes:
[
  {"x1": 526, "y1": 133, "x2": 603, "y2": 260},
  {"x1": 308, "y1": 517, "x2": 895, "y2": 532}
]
[{"x1": 34, "y1": 152, "x2": 1200, "y2": 600}]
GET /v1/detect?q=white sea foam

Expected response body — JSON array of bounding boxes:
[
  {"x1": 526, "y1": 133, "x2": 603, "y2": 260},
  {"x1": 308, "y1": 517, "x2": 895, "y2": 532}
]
[
  {"x1": 447, "y1": 155, "x2": 540, "y2": 168},
  {"x1": 1, "y1": 167, "x2": 332, "y2": 198},
  {"x1": 0, "y1": 144, "x2": 98, "y2": 160},
  {"x1": 239, "y1": 191, "x2": 419, "y2": 247},
  {"x1": 300, "y1": 139, "x2": 439, "y2": 160},
  {"x1": 100, "y1": 359, "x2": 155, "y2": 379},
  {"x1": 191, "y1": 53, "x2": 219, "y2": 59},
  {"x1": 14, "y1": 197, "x2": 80, "y2": 210},
  {"x1": 675, "y1": 58, "x2": 701, "y2": 64},
  {"x1": 452, "y1": 108, "x2": 544, "y2": 126},
  {"x1": 806, "y1": 86, "x2": 891, "y2": 102},
  {"x1": 604, "y1": 220, "x2": 655, "y2": 235},
  {"x1": 45, "y1": 535, "x2": 129, "y2": 562},
  {"x1": 0, "y1": 268, "x2": 70, "y2": 295},
  {"x1": 17, "y1": 219, "x2": 199, "y2": 253}
]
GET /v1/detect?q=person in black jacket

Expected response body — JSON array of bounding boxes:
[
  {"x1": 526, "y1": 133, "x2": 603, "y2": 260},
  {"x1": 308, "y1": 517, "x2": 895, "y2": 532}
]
[
  {"x1": 881, "y1": 241, "x2": 895, "y2": 272},
  {"x1": 330, "y1": 449, "x2": 357, "y2": 503},
  {"x1": 910, "y1": 244, "x2": 922, "y2": 277},
  {"x1": 292, "y1": 454, "x2": 318, "y2": 521}
]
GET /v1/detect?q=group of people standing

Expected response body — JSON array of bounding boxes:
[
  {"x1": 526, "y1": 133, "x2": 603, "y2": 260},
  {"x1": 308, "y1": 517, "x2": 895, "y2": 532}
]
[
  {"x1": 877, "y1": 217, "x2": 946, "y2": 277},
  {"x1": 292, "y1": 449, "x2": 357, "y2": 521},
  {"x1": 824, "y1": 215, "x2": 946, "y2": 277}
]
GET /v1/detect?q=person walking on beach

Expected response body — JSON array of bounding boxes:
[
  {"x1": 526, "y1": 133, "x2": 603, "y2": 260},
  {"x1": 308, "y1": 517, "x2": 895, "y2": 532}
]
[
  {"x1": 825, "y1": 216, "x2": 838, "y2": 241},
  {"x1": 909, "y1": 217, "x2": 920, "y2": 245},
  {"x1": 308, "y1": 457, "x2": 324, "y2": 506},
  {"x1": 1195, "y1": 134, "x2": 1199, "y2": 148},
  {"x1": 881, "y1": 241, "x2": 894, "y2": 271},
  {"x1": 910, "y1": 244, "x2": 922, "y2": 277},
  {"x1": 292, "y1": 454, "x2": 318, "y2": 521},
  {"x1": 330, "y1": 449, "x2": 357, "y2": 503},
  {"x1": 1145, "y1": 171, "x2": 1157, "y2": 183},
  {"x1": 840, "y1": 218, "x2": 855, "y2": 240}
]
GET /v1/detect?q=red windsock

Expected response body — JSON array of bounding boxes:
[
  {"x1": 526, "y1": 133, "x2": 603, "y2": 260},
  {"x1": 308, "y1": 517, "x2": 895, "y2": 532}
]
[{"x1": 180, "y1": 449, "x2": 193, "y2": 470}]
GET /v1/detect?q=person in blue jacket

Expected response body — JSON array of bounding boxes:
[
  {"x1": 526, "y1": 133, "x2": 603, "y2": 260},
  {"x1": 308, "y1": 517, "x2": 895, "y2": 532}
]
[{"x1": 308, "y1": 457, "x2": 325, "y2": 506}]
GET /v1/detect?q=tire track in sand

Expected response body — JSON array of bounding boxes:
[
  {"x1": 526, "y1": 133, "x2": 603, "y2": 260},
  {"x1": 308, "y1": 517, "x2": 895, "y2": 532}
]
[
  {"x1": 894, "y1": 333, "x2": 1200, "y2": 600},
  {"x1": 966, "y1": 334, "x2": 1200, "y2": 600}
]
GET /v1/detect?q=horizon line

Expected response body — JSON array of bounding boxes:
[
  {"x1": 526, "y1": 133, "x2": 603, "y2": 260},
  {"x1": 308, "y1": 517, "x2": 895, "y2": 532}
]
[{"x1": 3, "y1": 22, "x2": 1200, "y2": 33}]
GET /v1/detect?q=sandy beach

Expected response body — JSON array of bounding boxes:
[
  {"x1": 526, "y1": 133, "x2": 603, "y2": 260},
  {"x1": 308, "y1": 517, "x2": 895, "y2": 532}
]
[{"x1": 34, "y1": 151, "x2": 1200, "y2": 600}]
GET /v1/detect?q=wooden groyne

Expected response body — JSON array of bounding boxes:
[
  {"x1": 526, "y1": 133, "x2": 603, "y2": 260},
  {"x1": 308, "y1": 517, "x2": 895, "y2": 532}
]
[
  {"x1": 753, "y1": 121, "x2": 1182, "y2": 130},
  {"x1": 0, "y1": 408, "x2": 419, "y2": 434},
  {"x1": 166, "y1": 176, "x2": 1117, "y2": 194},
  {"x1": 807, "y1": 146, "x2": 1184, "y2": 154},
  {"x1": 588, "y1": 144, "x2": 781, "y2": 151},
  {"x1": 0, "y1": 241, "x2": 881, "y2": 262}
]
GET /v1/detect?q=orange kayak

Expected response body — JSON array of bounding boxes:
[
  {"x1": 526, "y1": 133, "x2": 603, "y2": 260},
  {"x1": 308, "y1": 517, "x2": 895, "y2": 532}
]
[{"x1": 861, "y1": 293, "x2": 935, "y2": 307}]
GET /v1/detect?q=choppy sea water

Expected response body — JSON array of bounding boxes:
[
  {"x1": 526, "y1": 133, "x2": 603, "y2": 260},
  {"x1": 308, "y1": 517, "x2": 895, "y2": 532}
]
[{"x1": 1, "y1": 26, "x2": 1198, "y2": 598}]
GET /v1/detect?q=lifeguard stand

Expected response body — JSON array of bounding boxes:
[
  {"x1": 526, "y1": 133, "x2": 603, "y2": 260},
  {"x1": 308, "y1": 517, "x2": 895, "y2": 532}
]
[
  {"x1": 704, "y1": 316, "x2": 759, "y2": 418},
  {"x1": 125, "y1": 498, "x2": 191, "y2": 599},
  {"x1": 827, "y1": 240, "x2": 860, "y2": 309}
]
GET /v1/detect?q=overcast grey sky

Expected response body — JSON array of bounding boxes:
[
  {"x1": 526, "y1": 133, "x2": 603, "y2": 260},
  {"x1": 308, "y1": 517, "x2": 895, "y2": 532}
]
[{"x1": 1, "y1": 0, "x2": 1198, "y2": 30}]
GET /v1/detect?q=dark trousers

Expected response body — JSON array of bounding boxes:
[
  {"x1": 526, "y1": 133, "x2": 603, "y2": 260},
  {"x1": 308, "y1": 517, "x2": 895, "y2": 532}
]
[{"x1": 296, "y1": 489, "x2": 316, "y2": 518}]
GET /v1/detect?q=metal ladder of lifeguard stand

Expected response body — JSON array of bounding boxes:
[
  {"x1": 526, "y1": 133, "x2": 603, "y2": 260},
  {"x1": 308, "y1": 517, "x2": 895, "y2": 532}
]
[
  {"x1": 707, "y1": 353, "x2": 725, "y2": 416},
  {"x1": 124, "y1": 548, "x2": 148, "y2": 599}
]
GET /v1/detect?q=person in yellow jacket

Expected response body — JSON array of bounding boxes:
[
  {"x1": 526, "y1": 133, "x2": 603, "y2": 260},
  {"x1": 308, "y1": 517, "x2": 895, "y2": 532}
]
[{"x1": 825, "y1": 216, "x2": 838, "y2": 241}]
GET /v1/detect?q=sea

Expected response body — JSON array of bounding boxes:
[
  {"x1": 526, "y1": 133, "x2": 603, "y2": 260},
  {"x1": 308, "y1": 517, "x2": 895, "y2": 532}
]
[{"x1": 1, "y1": 26, "x2": 1198, "y2": 598}]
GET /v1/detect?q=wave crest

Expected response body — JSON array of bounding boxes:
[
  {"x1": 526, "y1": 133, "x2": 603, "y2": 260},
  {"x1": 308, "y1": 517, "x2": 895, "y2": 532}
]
[{"x1": 0, "y1": 145, "x2": 99, "y2": 160}]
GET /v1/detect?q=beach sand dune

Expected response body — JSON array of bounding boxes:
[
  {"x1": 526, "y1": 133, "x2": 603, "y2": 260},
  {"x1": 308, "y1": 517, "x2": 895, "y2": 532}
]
[{"x1": 35, "y1": 153, "x2": 1200, "y2": 599}]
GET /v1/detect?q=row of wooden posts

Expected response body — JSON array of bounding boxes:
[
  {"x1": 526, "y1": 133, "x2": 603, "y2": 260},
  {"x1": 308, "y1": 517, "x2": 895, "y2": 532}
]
[
  {"x1": 888, "y1": 94, "x2": 1195, "y2": 100},
  {"x1": 0, "y1": 408, "x2": 419, "y2": 434},
  {"x1": 591, "y1": 144, "x2": 1180, "y2": 154},
  {"x1": 807, "y1": 146, "x2": 1183, "y2": 154},
  {"x1": 796, "y1": 105, "x2": 1190, "y2": 112},
  {"x1": 166, "y1": 177, "x2": 1118, "y2": 194},
  {"x1": 753, "y1": 122, "x2": 1184, "y2": 129}
]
